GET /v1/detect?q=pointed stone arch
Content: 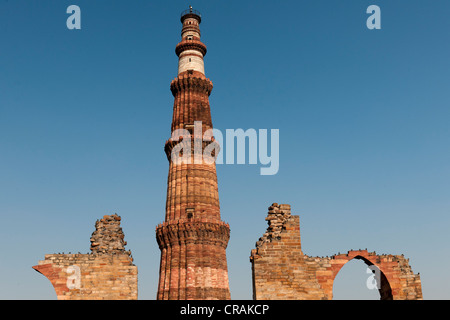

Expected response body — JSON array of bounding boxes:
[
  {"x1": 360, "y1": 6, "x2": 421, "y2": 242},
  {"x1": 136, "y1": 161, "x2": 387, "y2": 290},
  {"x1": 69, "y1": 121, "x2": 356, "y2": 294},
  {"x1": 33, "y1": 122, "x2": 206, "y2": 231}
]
[
  {"x1": 326, "y1": 252, "x2": 393, "y2": 300},
  {"x1": 317, "y1": 249, "x2": 422, "y2": 300}
]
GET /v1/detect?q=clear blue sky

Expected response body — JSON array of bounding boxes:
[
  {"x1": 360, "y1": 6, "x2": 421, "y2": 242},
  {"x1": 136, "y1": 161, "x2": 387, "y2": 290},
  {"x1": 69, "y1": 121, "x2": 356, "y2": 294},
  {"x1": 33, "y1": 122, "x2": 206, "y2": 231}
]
[{"x1": 1, "y1": 0, "x2": 449, "y2": 299}]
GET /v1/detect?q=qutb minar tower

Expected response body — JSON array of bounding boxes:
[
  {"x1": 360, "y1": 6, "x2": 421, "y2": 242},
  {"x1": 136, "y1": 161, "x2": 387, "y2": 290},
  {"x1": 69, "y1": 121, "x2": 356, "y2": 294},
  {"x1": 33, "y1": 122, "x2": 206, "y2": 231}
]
[{"x1": 155, "y1": 7, "x2": 231, "y2": 300}]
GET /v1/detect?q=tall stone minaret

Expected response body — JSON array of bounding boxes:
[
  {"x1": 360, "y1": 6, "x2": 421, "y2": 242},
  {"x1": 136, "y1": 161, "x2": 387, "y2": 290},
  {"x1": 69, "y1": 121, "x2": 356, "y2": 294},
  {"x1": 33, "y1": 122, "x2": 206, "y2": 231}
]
[{"x1": 155, "y1": 7, "x2": 231, "y2": 300}]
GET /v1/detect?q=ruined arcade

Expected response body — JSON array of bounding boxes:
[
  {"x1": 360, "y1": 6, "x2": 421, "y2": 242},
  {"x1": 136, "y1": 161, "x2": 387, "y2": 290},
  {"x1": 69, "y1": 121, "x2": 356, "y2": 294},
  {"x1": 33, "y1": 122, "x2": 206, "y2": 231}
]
[{"x1": 250, "y1": 203, "x2": 423, "y2": 300}]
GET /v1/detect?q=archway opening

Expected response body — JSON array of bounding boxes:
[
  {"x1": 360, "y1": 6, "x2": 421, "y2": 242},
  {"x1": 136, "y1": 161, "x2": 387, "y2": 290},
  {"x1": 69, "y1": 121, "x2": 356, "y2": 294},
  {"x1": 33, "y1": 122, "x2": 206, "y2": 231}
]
[{"x1": 332, "y1": 257, "x2": 393, "y2": 300}]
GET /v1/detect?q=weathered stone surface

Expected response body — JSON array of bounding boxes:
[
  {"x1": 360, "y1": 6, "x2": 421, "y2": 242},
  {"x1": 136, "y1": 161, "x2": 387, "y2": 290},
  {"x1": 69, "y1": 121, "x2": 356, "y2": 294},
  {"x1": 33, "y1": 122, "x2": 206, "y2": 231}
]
[
  {"x1": 90, "y1": 213, "x2": 131, "y2": 256},
  {"x1": 250, "y1": 203, "x2": 423, "y2": 300},
  {"x1": 33, "y1": 214, "x2": 137, "y2": 300}
]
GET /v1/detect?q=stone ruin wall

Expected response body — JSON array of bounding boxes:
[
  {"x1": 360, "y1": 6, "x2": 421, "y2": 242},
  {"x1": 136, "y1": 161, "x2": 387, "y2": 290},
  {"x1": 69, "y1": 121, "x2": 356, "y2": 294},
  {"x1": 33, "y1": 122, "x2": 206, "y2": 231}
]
[
  {"x1": 33, "y1": 214, "x2": 138, "y2": 300},
  {"x1": 33, "y1": 205, "x2": 423, "y2": 300},
  {"x1": 250, "y1": 203, "x2": 423, "y2": 300}
]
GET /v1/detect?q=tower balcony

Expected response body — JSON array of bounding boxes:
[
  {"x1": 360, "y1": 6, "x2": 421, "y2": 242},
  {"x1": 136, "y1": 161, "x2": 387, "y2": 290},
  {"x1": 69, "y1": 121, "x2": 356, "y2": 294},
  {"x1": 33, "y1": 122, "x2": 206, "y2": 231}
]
[
  {"x1": 175, "y1": 39, "x2": 207, "y2": 57},
  {"x1": 180, "y1": 8, "x2": 202, "y2": 23}
]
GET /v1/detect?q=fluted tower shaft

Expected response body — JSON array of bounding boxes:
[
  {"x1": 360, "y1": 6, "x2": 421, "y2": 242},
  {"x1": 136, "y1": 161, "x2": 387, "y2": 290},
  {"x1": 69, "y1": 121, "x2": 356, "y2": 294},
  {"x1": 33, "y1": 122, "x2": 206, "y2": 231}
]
[{"x1": 155, "y1": 8, "x2": 231, "y2": 300}]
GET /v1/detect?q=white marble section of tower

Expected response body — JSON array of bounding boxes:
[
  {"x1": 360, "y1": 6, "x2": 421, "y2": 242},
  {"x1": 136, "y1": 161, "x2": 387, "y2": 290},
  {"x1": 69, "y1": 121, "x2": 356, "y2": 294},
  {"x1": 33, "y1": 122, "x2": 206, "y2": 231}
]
[{"x1": 177, "y1": 13, "x2": 206, "y2": 75}]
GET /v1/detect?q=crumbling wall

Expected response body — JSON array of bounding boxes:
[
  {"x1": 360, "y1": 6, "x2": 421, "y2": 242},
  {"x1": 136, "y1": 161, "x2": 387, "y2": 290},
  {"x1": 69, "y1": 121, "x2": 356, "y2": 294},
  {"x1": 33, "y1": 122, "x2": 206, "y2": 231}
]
[
  {"x1": 90, "y1": 214, "x2": 131, "y2": 255},
  {"x1": 33, "y1": 214, "x2": 138, "y2": 300},
  {"x1": 250, "y1": 203, "x2": 423, "y2": 300}
]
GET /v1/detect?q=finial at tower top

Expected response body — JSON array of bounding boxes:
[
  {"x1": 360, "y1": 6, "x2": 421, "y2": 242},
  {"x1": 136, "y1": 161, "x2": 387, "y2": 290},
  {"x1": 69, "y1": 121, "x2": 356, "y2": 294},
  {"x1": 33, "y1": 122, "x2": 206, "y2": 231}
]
[{"x1": 180, "y1": 6, "x2": 202, "y2": 23}]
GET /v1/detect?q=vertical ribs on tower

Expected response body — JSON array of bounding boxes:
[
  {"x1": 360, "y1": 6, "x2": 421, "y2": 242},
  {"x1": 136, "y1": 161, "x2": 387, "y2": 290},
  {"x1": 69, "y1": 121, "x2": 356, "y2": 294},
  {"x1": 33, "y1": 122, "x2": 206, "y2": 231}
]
[{"x1": 155, "y1": 8, "x2": 231, "y2": 300}]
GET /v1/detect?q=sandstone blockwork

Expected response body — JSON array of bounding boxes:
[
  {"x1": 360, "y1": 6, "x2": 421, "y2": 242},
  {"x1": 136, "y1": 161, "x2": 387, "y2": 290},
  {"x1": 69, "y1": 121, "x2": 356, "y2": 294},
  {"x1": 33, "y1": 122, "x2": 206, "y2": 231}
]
[
  {"x1": 250, "y1": 204, "x2": 423, "y2": 300},
  {"x1": 33, "y1": 214, "x2": 138, "y2": 300}
]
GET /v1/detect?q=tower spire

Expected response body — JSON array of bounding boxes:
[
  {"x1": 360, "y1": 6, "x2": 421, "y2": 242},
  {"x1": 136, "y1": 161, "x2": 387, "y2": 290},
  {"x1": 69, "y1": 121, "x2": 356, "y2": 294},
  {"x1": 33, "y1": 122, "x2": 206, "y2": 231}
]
[
  {"x1": 176, "y1": 7, "x2": 205, "y2": 76},
  {"x1": 155, "y1": 8, "x2": 231, "y2": 300}
]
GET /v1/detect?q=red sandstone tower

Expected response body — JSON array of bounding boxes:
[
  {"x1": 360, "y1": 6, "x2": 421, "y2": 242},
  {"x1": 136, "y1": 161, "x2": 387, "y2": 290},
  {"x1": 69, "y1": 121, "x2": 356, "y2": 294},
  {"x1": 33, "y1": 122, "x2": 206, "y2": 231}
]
[{"x1": 155, "y1": 7, "x2": 231, "y2": 300}]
